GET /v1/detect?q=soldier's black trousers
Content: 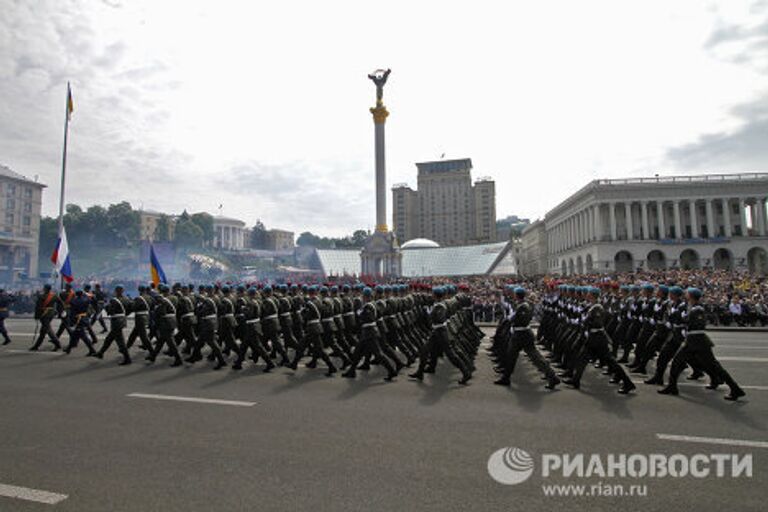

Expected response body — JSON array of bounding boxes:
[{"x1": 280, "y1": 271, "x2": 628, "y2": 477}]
[
  {"x1": 65, "y1": 325, "x2": 96, "y2": 354},
  {"x1": 499, "y1": 330, "x2": 556, "y2": 380},
  {"x1": 127, "y1": 315, "x2": 152, "y2": 351},
  {"x1": 571, "y1": 334, "x2": 631, "y2": 386},
  {"x1": 348, "y1": 334, "x2": 395, "y2": 375},
  {"x1": 0, "y1": 317, "x2": 10, "y2": 343},
  {"x1": 668, "y1": 340, "x2": 739, "y2": 390},
  {"x1": 193, "y1": 325, "x2": 225, "y2": 363},
  {"x1": 236, "y1": 327, "x2": 270, "y2": 365},
  {"x1": 31, "y1": 318, "x2": 61, "y2": 350},
  {"x1": 292, "y1": 332, "x2": 335, "y2": 369},
  {"x1": 151, "y1": 326, "x2": 182, "y2": 362},
  {"x1": 100, "y1": 326, "x2": 129, "y2": 360},
  {"x1": 418, "y1": 330, "x2": 469, "y2": 376}
]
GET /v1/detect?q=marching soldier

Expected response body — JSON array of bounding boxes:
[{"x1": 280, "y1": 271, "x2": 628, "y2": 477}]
[
  {"x1": 658, "y1": 288, "x2": 745, "y2": 401},
  {"x1": 147, "y1": 283, "x2": 183, "y2": 367},
  {"x1": 127, "y1": 285, "x2": 153, "y2": 351},
  {"x1": 0, "y1": 288, "x2": 12, "y2": 345},
  {"x1": 93, "y1": 284, "x2": 132, "y2": 365},
  {"x1": 30, "y1": 284, "x2": 62, "y2": 351},
  {"x1": 342, "y1": 286, "x2": 397, "y2": 381},
  {"x1": 62, "y1": 289, "x2": 97, "y2": 356}
]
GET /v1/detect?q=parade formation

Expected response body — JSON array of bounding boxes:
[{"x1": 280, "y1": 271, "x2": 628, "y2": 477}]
[{"x1": 3, "y1": 277, "x2": 746, "y2": 402}]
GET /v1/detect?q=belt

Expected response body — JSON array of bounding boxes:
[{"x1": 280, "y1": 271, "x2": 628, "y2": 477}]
[
  {"x1": 343, "y1": 312, "x2": 355, "y2": 317},
  {"x1": 513, "y1": 327, "x2": 532, "y2": 332},
  {"x1": 307, "y1": 319, "x2": 320, "y2": 325},
  {"x1": 672, "y1": 324, "x2": 684, "y2": 329},
  {"x1": 280, "y1": 312, "x2": 292, "y2": 317},
  {"x1": 334, "y1": 314, "x2": 342, "y2": 319},
  {"x1": 322, "y1": 318, "x2": 334, "y2": 323},
  {"x1": 246, "y1": 318, "x2": 261, "y2": 324},
  {"x1": 264, "y1": 314, "x2": 278, "y2": 320},
  {"x1": 687, "y1": 330, "x2": 706, "y2": 335},
  {"x1": 588, "y1": 328, "x2": 605, "y2": 333},
  {"x1": 432, "y1": 322, "x2": 448, "y2": 329},
  {"x1": 223, "y1": 314, "x2": 235, "y2": 318},
  {"x1": 361, "y1": 322, "x2": 377, "y2": 328},
  {"x1": 108, "y1": 314, "x2": 125, "y2": 318},
  {"x1": 181, "y1": 312, "x2": 195, "y2": 318},
  {"x1": 134, "y1": 311, "x2": 149, "y2": 316},
  {"x1": 203, "y1": 314, "x2": 217, "y2": 320},
  {"x1": 163, "y1": 314, "x2": 176, "y2": 318}
]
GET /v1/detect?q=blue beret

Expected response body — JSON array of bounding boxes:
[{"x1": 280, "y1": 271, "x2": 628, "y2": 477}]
[
  {"x1": 514, "y1": 287, "x2": 526, "y2": 297},
  {"x1": 630, "y1": 285, "x2": 640, "y2": 292},
  {"x1": 658, "y1": 285, "x2": 669, "y2": 294},
  {"x1": 375, "y1": 285, "x2": 384, "y2": 293},
  {"x1": 686, "y1": 287, "x2": 702, "y2": 299},
  {"x1": 236, "y1": 285, "x2": 246, "y2": 293},
  {"x1": 342, "y1": 284, "x2": 350, "y2": 292},
  {"x1": 115, "y1": 284, "x2": 125, "y2": 290},
  {"x1": 362, "y1": 287, "x2": 373, "y2": 296},
  {"x1": 589, "y1": 287, "x2": 601, "y2": 295},
  {"x1": 320, "y1": 286, "x2": 329, "y2": 294},
  {"x1": 432, "y1": 286, "x2": 445, "y2": 296},
  {"x1": 331, "y1": 285, "x2": 339, "y2": 293},
  {"x1": 247, "y1": 287, "x2": 257, "y2": 295},
  {"x1": 669, "y1": 286, "x2": 683, "y2": 296},
  {"x1": 301, "y1": 284, "x2": 309, "y2": 291},
  {"x1": 262, "y1": 285, "x2": 272, "y2": 292},
  {"x1": 221, "y1": 285, "x2": 230, "y2": 293},
  {"x1": 643, "y1": 284, "x2": 654, "y2": 291}
]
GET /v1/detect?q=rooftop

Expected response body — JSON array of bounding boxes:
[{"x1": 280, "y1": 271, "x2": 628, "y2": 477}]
[
  {"x1": 416, "y1": 158, "x2": 473, "y2": 175},
  {"x1": 0, "y1": 164, "x2": 45, "y2": 187}
]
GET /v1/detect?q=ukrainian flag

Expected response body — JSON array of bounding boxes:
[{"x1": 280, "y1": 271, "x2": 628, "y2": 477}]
[{"x1": 150, "y1": 243, "x2": 167, "y2": 286}]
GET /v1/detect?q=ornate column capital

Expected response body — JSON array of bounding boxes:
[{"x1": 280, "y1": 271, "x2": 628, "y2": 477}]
[{"x1": 370, "y1": 105, "x2": 389, "y2": 124}]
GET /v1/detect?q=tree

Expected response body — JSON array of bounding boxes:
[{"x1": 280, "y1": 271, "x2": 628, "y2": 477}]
[
  {"x1": 174, "y1": 219, "x2": 204, "y2": 247},
  {"x1": 297, "y1": 231, "x2": 322, "y2": 247},
  {"x1": 155, "y1": 215, "x2": 172, "y2": 242},
  {"x1": 38, "y1": 217, "x2": 58, "y2": 262},
  {"x1": 351, "y1": 229, "x2": 369, "y2": 247},
  {"x1": 190, "y1": 212, "x2": 214, "y2": 243},
  {"x1": 250, "y1": 219, "x2": 268, "y2": 249},
  {"x1": 107, "y1": 201, "x2": 140, "y2": 246}
]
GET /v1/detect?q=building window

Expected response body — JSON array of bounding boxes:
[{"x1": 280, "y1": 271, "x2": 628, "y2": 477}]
[
  {"x1": 24, "y1": 202, "x2": 31, "y2": 213},
  {"x1": 6, "y1": 185, "x2": 16, "y2": 196},
  {"x1": 25, "y1": 188, "x2": 33, "y2": 198},
  {"x1": 6, "y1": 199, "x2": 15, "y2": 210},
  {"x1": 23, "y1": 216, "x2": 31, "y2": 226},
  {"x1": 5, "y1": 213, "x2": 13, "y2": 225}
]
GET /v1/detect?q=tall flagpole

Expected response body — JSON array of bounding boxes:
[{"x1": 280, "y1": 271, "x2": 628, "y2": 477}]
[{"x1": 58, "y1": 82, "x2": 71, "y2": 290}]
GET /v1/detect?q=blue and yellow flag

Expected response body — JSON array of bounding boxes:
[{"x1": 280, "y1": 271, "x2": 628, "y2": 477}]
[{"x1": 149, "y1": 243, "x2": 167, "y2": 286}]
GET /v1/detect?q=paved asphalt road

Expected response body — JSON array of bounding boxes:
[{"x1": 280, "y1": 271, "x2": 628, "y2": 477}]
[{"x1": 0, "y1": 318, "x2": 766, "y2": 511}]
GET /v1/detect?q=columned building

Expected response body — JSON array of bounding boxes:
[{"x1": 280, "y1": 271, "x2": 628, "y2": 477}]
[
  {"x1": 213, "y1": 216, "x2": 247, "y2": 251},
  {"x1": 542, "y1": 173, "x2": 768, "y2": 275}
]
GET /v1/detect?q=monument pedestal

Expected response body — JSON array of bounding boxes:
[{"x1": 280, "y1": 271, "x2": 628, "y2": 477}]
[{"x1": 361, "y1": 230, "x2": 402, "y2": 277}]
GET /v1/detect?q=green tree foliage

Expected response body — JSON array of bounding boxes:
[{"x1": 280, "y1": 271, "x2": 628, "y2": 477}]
[
  {"x1": 296, "y1": 229, "x2": 370, "y2": 249},
  {"x1": 155, "y1": 214, "x2": 172, "y2": 242},
  {"x1": 190, "y1": 212, "x2": 214, "y2": 243},
  {"x1": 174, "y1": 218, "x2": 205, "y2": 247},
  {"x1": 250, "y1": 219, "x2": 268, "y2": 249}
]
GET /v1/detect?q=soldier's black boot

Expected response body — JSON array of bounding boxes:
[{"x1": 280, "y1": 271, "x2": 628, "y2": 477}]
[
  {"x1": 213, "y1": 359, "x2": 227, "y2": 370},
  {"x1": 384, "y1": 370, "x2": 397, "y2": 382},
  {"x1": 686, "y1": 370, "x2": 704, "y2": 380},
  {"x1": 341, "y1": 368, "x2": 356, "y2": 379},
  {"x1": 325, "y1": 364, "x2": 337, "y2": 377},
  {"x1": 170, "y1": 357, "x2": 183, "y2": 368},
  {"x1": 263, "y1": 360, "x2": 276, "y2": 372},
  {"x1": 644, "y1": 374, "x2": 664, "y2": 385},
  {"x1": 545, "y1": 375, "x2": 561, "y2": 390},
  {"x1": 658, "y1": 384, "x2": 679, "y2": 395},
  {"x1": 458, "y1": 371, "x2": 472, "y2": 385},
  {"x1": 119, "y1": 353, "x2": 131, "y2": 366},
  {"x1": 617, "y1": 380, "x2": 636, "y2": 394},
  {"x1": 724, "y1": 386, "x2": 746, "y2": 401},
  {"x1": 562, "y1": 378, "x2": 580, "y2": 389},
  {"x1": 493, "y1": 376, "x2": 511, "y2": 386},
  {"x1": 408, "y1": 370, "x2": 424, "y2": 381}
]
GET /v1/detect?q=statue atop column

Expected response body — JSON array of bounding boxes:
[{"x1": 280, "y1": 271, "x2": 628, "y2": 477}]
[{"x1": 368, "y1": 68, "x2": 391, "y2": 106}]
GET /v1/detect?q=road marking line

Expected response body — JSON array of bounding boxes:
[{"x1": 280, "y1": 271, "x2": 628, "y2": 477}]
[
  {"x1": 0, "y1": 483, "x2": 68, "y2": 505},
  {"x1": 5, "y1": 349, "x2": 63, "y2": 356},
  {"x1": 716, "y1": 357, "x2": 768, "y2": 362},
  {"x1": 656, "y1": 434, "x2": 768, "y2": 449},
  {"x1": 127, "y1": 393, "x2": 256, "y2": 407},
  {"x1": 716, "y1": 346, "x2": 768, "y2": 350},
  {"x1": 630, "y1": 379, "x2": 768, "y2": 391}
]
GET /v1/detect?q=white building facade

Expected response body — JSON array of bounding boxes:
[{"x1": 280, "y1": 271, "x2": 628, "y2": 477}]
[
  {"x1": 544, "y1": 173, "x2": 768, "y2": 275},
  {"x1": 213, "y1": 216, "x2": 247, "y2": 251}
]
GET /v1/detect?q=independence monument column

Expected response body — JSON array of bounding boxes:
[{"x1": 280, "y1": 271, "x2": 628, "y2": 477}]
[{"x1": 361, "y1": 68, "x2": 401, "y2": 277}]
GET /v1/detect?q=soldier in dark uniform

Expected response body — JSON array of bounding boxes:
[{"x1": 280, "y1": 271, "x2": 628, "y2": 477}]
[
  {"x1": 30, "y1": 284, "x2": 62, "y2": 351},
  {"x1": 288, "y1": 285, "x2": 337, "y2": 375},
  {"x1": 659, "y1": 288, "x2": 745, "y2": 401},
  {"x1": 233, "y1": 287, "x2": 273, "y2": 371},
  {"x1": 189, "y1": 285, "x2": 226, "y2": 369},
  {"x1": 493, "y1": 287, "x2": 560, "y2": 389},
  {"x1": 277, "y1": 284, "x2": 299, "y2": 353},
  {"x1": 632, "y1": 285, "x2": 670, "y2": 375},
  {"x1": 342, "y1": 287, "x2": 397, "y2": 381},
  {"x1": 409, "y1": 286, "x2": 472, "y2": 385},
  {"x1": 563, "y1": 287, "x2": 636, "y2": 394},
  {"x1": 92, "y1": 283, "x2": 108, "y2": 333},
  {"x1": 218, "y1": 286, "x2": 240, "y2": 357},
  {"x1": 0, "y1": 288, "x2": 12, "y2": 345},
  {"x1": 261, "y1": 285, "x2": 290, "y2": 366},
  {"x1": 146, "y1": 283, "x2": 183, "y2": 367},
  {"x1": 93, "y1": 284, "x2": 132, "y2": 365},
  {"x1": 127, "y1": 285, "x2": 153, "y2": 351},
  {"x1": 62, "y1": 289, "x2": 97, "y2": 356},
  {"x1": 54, "y1": 283, "x2": 75, "y2": 343}
]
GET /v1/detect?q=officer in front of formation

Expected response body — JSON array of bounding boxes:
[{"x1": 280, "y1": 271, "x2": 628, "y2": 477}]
[{"x1": 30, "y1": 284, "x2": 62, "y2": 351}]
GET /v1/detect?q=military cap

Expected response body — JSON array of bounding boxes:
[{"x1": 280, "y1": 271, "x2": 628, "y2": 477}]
[
  {"x1": 686, "y1": 287, "x2": 702, "y2": 299},
  {"x1": 362, "y1": 287, "x2": 373, "y2": 297},
  {"x1": 514, "y1": 287, "x2": 526, "y2": 297}
]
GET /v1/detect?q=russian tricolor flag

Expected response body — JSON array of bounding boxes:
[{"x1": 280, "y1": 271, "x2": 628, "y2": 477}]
[{"x1": 51, "y1": 226, "x2": 73, "y2": 283}]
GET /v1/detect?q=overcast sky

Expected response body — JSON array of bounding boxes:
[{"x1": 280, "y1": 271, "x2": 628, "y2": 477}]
[{"x1": 1, "y1": 0, "x2": 766, "y2": 236}]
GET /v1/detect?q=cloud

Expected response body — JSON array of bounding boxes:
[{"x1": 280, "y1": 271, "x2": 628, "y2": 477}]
[{"x1": 666, "y1": 97, "x2": 768, "y2": 171}]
